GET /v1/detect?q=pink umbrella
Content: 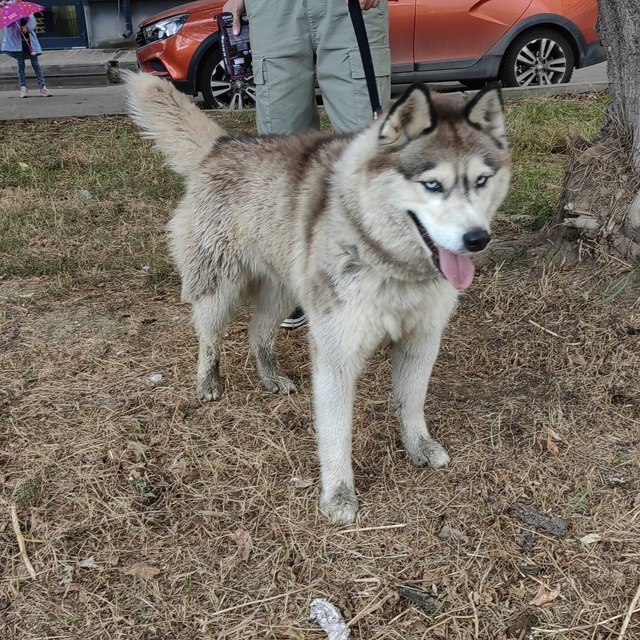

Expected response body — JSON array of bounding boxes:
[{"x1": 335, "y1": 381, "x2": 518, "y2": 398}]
[{"x1": 0, "y1": 2, "x2": 45, "y2": 29}]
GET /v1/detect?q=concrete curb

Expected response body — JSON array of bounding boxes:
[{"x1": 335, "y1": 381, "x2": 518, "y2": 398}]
[
  {"x1": 500, "y1": 80, "x2": 608, "y2": 97},
  {"x1": 389, "y1": 80, "x2": 610, "y2": 100},
  {"x1": 0, "y1": 49, "x2": 138, "y2": 90}
]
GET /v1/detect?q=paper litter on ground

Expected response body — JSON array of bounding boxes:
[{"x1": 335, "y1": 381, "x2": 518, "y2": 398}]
[{"x1": 310, "y1": 598, "x2": 350, "y2": 640}]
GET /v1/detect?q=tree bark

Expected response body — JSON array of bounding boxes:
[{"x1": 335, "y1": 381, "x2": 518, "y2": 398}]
[
  {"x1": 553, "y1": 0, "x2": 640, "y2": 259},
  {"x1": 598, "y1": 0, "x2": 640, "y2": 165}
]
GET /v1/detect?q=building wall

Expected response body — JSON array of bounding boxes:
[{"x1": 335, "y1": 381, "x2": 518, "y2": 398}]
[{"x1": 0, "y1": 1, "x2": 193, "y2": 50}]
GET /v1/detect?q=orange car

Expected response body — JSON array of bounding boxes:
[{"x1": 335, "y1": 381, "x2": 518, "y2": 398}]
[{"x1": 136, "y1": 0, "x2": 604, "y2": 109}]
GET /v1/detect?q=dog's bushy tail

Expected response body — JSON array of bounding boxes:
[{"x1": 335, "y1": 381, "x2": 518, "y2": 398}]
[{"x1": 124, "y1": 70, "x2": 225, "y2": 177}]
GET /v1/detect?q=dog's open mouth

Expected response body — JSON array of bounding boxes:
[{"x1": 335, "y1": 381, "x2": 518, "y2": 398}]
[{"x1": 408, "y1": 211, "x2": 475, "y2": 290}]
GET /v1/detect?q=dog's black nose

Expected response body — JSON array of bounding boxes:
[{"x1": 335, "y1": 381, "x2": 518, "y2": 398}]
[{"x1": 463, "y1": 229, "x2": 490, "y2": 252}]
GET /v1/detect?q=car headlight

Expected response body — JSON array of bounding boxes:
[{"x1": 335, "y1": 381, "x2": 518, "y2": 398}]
[{"x1": 143, "y1": 14, "x2": 188, "y2": 43}]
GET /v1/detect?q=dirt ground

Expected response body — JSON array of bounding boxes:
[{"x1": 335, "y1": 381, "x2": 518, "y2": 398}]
[{"x1": 1, "y1": 214, "x2": 638, "y2": 639}]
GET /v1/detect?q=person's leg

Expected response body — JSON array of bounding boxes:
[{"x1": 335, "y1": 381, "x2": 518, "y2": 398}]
[
  {"x1": 245, "y1": 0, "x2": 318, "y2": 134},
  {"x1": 29, "y1": 54, "x2": 47, "y2": 89},
  {"x1": 10, "y1": 52, "x2": 28, "y2": 91},
  {"x1": 313, "y1": 0, "x2": 391, "y2": 133}
]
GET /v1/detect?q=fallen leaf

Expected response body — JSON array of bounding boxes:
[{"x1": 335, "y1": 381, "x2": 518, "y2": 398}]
[
  {"x1": 529, "y1": 584, "x2": 561, "y2": 607},
  {"x1": 546, "y1": 434, "x2": 559, "y2": 456},
  {"x1": 397, "y1": 585, "x2": 438, "y2": 614},
  {"x1": 18, "y1": 162, "x2": 29, "y2": 171},
  {"x1": 509, "y1": 503, "x2": 567, "y2": 538},
  {"x1": 120, "y1": 562, "x2": 161, "y2": 580},
  {"x1": 289, "y1": 476, "x2": 314, "y2": 488},
  {"x1": 548, "y1": 428, "x2": 562, "y2": 442},
  {"x1": 231, "y1": 527, "x2": 252, "y2": 562},
  {"x1": 58, "y1": 565, "x2": 74, "y2": 585},
  {"x1": 169, "y1": 456, "x2": 188, "y2": 476},
  {"x1": 77, "y1": 587, "x2": 94, "y2": 604},
  {"x1": 580, "y1": 533, "x2": 602, "y2": 545},
  {"x1": 438, "y1": 524, "x2": 465, "y2": 542},
  {"x1": 78, "y1": 556, "x2": 99, "y2": 570},
  {"x1": 126, "y1": 440, "x2": 148, "y2": 458},
  {"x1": 505, "y1": 611, "x2": 538, "y2": 639}
]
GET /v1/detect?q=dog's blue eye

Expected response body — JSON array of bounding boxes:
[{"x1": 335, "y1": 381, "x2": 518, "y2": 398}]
[
  {"x1": 423, "y1": 180, "x2": 442, "y2": 192},
  {"x1": 476, "y1": 175, "x2": 489, "y2": 188}
]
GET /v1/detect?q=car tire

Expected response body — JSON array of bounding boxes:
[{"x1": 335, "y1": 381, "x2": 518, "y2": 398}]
[
  {"x1": 499, "y1": 28, "x2": 574, "y2": 87},
  {"x1": 199, "y1": 49, "x2": 257, "y2": 109}
]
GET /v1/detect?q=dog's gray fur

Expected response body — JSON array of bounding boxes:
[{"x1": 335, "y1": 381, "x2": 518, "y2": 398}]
[{"x1": 126, "y1": 72, "x2": 511, "y2": 523}]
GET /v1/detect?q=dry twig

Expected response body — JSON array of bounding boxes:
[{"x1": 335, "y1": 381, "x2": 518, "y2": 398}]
[
  {"x1": 617, "y1": 583, "x2": 640, "y2": 639},
  {"x1": 9, "y1": 503, "x2": 36, "y2": 579}
]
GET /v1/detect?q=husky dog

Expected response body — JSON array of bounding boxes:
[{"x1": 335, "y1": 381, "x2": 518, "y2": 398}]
[{"x1": 126, "y1": 72, "x2": 511, "y2": 524}]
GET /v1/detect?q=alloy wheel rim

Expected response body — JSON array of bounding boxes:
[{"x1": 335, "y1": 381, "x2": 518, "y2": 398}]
[
  {"x1": 514, "y1": 37, "x2": 567, "y2": 86},
  {"x1": 209, "y1": 59, "x2": 256, "y2": 109}
]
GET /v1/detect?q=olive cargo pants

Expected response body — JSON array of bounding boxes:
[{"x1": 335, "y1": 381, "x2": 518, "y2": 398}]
[{"x1": 245, "y1": 0, "x2": 391, "y2": 134}]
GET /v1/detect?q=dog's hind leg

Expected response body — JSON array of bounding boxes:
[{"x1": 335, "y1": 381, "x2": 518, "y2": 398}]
[
  {"x1": 391, "y1": 331, "x2": 450, "y2": 469},
  {"x1": 192, "y1": 282, "x2": 244, "y2": 402},
  {"x1": 249, "y1": 281, "x2": 297, "y2": 395}
]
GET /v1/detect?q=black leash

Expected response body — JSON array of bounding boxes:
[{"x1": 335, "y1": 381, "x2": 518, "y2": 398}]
[{"x1": 347, "y1": 0, "x2": 382, "y2": 119}]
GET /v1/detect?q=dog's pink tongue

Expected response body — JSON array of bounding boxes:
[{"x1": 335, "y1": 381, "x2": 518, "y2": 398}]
[{"x1": 437, "y1": 246, "x2": 475, "y2": 290}]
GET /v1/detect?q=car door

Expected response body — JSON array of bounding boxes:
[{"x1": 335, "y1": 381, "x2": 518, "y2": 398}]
[
  {"x1": 388, "y1": 0, "x2": 417, "y2": 72},
  {"x1": 413, "y1": 0, "x2": 533, "y2": 69}
]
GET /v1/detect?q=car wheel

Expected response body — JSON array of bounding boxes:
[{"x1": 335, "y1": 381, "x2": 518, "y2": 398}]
[
  {"x1": 500, "y1": 28, "x2": 574, "y2": 87},
  {"x1": 199, "y1": 49, "x2": 257, "y2": 109}
]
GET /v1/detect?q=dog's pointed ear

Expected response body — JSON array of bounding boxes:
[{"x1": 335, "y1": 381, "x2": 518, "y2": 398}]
[
  {"x1": 378, "y1": 84, "x2": 436, "y2": 148},
  {"x1": 465, "y1": 83, "x2": 508, "y2": 148}
]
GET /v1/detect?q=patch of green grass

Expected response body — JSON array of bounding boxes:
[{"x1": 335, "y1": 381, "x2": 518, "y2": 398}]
[
  {"x1": 0, "y1": 118, "x2": 182, "y2": 288},
  {"x1": 595, "y1": 271, "x2": 636, "y2": 307},
  {"x1": 506, "y1": 93, "x2": 607, "y2": 153},
  {"x1": 503, "y1": 92, "x2": 608, "y2": 227},
  {"x1": 13, "y1": 472, "x2": 46, "y2": 508}
]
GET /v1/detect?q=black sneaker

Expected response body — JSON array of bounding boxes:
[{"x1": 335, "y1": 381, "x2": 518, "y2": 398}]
[{"x1": 281, "y1": 306, "x2": 308, "y2": 330}]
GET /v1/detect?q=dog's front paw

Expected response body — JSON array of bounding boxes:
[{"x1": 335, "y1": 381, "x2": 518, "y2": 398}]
[
  {"x1": 320, "y1": 486, "x2": 358, "y2": 525},
  {"x1": 407, "y1": 437, "x2": 450, "y2": 469},
  {"x1": 197, "y1": 374, "x2": 223, "y2": 402},
  {"x1": 261, "y1": 375, "x2": 297, "y2": 395}
]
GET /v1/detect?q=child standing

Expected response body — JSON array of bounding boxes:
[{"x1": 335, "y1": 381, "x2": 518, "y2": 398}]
[{"x1": 1, "y1": 0, "x2": 51, "y2": 97}]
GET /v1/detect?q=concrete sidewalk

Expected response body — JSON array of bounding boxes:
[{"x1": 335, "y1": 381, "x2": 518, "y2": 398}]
[{"x1": 0, "y1": 48, "x2": 138, "y2": 90}]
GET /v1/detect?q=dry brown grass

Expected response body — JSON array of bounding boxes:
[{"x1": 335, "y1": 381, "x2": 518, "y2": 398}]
[{"x1": 1, "y1": 103, "x2": 639, "y2": 639}]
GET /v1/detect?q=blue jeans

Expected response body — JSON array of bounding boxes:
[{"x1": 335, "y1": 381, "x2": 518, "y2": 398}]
[{"x1": 4, "y1": 51, "x2": 46, "y2": 89}]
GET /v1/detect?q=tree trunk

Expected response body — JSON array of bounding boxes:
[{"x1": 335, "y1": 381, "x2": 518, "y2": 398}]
[{"x1": 553, "y1": 0, "x2": 640, "y2": 260}]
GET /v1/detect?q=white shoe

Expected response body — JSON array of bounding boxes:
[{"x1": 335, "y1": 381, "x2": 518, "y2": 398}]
[{"x1": 20, "y1": 86, "x2": 28, "y2": 98}]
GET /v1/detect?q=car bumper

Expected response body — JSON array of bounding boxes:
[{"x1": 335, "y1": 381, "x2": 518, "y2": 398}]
[{"x1": 136, "y1": 35, "x2": 196, "y2": 87}]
